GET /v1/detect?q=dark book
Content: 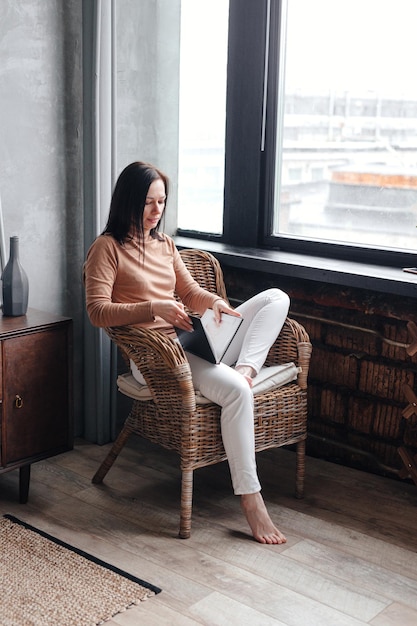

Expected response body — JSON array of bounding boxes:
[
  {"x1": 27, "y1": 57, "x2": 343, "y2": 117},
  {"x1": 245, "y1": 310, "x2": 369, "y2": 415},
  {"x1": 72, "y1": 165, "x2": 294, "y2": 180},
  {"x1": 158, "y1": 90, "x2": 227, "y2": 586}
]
[{"x1": 176, "y1": 309, "x2": 243, "y2": 364}]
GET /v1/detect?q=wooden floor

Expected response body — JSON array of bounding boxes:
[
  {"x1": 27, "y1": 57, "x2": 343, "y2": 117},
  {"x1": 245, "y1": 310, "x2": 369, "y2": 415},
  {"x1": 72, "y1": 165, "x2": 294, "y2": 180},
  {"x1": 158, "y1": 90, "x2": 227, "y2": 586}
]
[{"x1": 1, "y1": 438, "x2": 417, "y2": 626}]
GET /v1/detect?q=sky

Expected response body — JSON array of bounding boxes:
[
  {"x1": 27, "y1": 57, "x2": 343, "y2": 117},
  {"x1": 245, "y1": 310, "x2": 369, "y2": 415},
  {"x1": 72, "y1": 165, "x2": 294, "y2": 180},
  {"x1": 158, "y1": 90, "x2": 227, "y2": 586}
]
[
  {"x1": 178, "y1": 0, "x2": 417, "y2": 149},
  {"x1": 285, "y1": 0, "x2": 417, "y2": 97},
  {"x1": 179, "y1": 0, "x2": 228, "y2": 145}
]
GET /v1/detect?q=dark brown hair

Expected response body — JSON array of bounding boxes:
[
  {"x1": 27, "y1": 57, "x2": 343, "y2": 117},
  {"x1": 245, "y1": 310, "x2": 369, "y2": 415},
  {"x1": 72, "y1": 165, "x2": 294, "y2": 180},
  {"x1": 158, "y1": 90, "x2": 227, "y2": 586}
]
[{"x1": 102, "y1": 161, "x2": 169, "y2": 247}]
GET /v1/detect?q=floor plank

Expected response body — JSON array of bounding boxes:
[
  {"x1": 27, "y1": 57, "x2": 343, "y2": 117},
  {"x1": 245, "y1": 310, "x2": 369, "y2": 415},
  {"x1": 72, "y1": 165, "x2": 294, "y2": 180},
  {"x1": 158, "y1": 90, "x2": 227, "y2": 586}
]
[
  {"x1": 1, "y1": 437, "x2": 416, "y2": 626},
  {"x1": 370, "y1": 602, "x2": 417, "y2": 626}
]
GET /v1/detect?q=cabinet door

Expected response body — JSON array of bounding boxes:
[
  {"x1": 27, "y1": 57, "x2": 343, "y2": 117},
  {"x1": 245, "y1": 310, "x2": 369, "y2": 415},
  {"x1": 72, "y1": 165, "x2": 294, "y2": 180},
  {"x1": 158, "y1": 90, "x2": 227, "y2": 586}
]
[{"x1": 3, "y1": 326, "x2": 71, "y2": 465}]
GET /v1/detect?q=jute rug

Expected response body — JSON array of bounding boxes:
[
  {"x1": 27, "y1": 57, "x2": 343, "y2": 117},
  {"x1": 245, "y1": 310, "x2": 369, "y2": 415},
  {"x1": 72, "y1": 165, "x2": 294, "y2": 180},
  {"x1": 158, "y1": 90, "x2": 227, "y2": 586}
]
[{"x1": 0, "y1": 515, "x2": 161, "y2": 626}]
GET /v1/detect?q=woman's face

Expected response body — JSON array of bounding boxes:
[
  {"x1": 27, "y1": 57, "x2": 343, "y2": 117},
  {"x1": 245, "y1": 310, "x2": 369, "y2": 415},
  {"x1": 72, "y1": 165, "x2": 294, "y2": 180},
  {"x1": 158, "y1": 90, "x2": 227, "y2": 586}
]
[{"x1": 142, "y1": 178, "x2": 166, "y2": 235}]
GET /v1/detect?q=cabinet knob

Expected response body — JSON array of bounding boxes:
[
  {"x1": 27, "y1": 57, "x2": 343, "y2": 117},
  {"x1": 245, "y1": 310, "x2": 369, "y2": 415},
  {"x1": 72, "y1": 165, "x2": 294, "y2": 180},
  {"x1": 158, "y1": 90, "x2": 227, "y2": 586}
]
[{"x1": 15, "y1": 395, "x2": 23, "y2": 409}]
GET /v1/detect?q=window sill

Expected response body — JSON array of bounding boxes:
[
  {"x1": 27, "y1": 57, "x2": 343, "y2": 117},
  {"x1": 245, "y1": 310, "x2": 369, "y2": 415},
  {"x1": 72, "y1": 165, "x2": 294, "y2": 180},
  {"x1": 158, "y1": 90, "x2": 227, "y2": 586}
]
[{"x1": 174, "y1": 236, "x2": 417, "y2": 299}]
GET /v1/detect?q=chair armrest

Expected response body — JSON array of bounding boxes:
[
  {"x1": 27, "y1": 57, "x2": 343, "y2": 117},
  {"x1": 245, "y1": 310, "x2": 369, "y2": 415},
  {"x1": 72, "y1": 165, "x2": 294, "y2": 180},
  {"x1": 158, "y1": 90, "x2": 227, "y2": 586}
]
[
  {"x1": 105, "y1": 325, "x2": 196, "y2": 412},
  {"x1": 265, "y1": 317, "x2": 312, "y2": 390}
]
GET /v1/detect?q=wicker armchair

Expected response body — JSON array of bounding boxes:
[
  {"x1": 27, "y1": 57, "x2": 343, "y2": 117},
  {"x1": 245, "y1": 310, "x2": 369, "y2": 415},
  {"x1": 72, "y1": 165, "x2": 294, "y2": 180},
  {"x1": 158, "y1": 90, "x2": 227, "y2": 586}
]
[{"x1": 92, "y1": 249, "x2": 312, "y2": 538}]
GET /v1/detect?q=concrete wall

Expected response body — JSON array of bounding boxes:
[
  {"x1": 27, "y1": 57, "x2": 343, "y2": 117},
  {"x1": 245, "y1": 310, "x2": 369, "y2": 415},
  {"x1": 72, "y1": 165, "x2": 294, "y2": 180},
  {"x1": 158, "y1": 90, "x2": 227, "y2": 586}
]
[
  {"x1": 0, "y1": 0, "x2": 83, "y2": 313},
  {"x1": 0, "y1": 0, "x2": 181, "y2": 436},
  {"x1": 0, "y1": 0, "x2": 84, "y2": 432}
]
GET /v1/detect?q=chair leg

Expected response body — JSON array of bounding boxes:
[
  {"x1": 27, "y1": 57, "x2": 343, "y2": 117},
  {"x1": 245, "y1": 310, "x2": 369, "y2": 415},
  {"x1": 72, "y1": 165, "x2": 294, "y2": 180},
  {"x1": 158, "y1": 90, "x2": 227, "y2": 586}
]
[
  {"x1": 92, "y1": 422, "x2": 134, "y2": 484},
  {"x1": 295, "y1": 439, "x2": 306, "y2": 499},
  {"x1": 179, "y1": 469, "x2": 193, "y2": 539},
  {"x1": 398, "y1": 446, "x2": 417, "y2": 487},
  {"x1": 19, "y1": 465, "x2": 31, "y2": 503}
]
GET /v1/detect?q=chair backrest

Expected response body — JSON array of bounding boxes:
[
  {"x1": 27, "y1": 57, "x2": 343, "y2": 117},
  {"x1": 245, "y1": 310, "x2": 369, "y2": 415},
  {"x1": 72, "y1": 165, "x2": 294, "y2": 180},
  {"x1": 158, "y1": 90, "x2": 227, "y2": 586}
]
[{"x1": 178, "y1": 249, "x2": 229, "y2": 310}]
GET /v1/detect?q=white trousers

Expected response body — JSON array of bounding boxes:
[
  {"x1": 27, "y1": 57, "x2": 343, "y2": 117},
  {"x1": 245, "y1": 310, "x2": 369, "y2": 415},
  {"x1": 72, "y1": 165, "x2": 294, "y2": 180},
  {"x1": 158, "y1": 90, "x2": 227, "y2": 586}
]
[{"x1": 133, "y1": 288, "x2": 290, "y2": 495}]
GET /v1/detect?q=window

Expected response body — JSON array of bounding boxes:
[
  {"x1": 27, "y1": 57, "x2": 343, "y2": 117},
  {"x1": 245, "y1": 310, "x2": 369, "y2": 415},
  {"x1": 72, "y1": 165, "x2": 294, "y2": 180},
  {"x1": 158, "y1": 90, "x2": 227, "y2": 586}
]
[
  {"x1": 177, "y1": 0, "x2": 229, "y2": 234},
  {"x1": 178, "y1": 0, "x2": 417, "y2": 265},
  {"x1": 273, "y1": 0, "x2": 417, "y2": 253}
]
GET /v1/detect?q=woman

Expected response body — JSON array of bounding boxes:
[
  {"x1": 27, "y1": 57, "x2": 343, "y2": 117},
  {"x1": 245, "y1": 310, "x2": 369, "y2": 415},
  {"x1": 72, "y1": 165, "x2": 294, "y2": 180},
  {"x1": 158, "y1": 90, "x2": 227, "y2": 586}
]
[{"x1": 84, "y1": 161, "x2": 290, "y2": 544}]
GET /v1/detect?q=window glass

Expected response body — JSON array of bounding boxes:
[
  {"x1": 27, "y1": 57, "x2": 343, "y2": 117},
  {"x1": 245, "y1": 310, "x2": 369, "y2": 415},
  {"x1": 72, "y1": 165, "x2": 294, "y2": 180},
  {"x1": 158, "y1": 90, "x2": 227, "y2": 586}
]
[
  {"x1": 177, "y1": 0, "x2": 229, "y2": 233},
  {"x1": 274, "y1": 0, "x2": 417, "y2": 251}
]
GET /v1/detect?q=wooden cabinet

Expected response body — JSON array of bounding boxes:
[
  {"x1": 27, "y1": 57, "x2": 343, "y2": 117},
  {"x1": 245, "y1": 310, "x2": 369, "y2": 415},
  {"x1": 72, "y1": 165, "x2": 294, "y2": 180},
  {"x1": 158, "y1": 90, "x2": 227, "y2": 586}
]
[{"x1": 0, "y1": 309, "x2": 73, "y2": 502}]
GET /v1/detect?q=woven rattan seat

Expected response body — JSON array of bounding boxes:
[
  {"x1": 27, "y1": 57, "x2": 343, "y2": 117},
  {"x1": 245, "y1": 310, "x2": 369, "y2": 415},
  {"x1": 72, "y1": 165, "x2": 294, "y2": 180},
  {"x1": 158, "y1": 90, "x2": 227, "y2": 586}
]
[{"x1": 92, "y1": 249, "x2": 312, "y2": 538}]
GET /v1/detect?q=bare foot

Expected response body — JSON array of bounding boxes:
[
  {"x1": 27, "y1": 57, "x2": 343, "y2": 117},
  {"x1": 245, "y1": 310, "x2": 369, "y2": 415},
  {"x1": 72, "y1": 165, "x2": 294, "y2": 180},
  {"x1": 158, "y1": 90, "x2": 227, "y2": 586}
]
[
  {"x1": 235, "y1": 365, "x2": 256, "y2": 388},
  {"x1": 241, "y1": 492, "x2": 287, "y2": 544}
]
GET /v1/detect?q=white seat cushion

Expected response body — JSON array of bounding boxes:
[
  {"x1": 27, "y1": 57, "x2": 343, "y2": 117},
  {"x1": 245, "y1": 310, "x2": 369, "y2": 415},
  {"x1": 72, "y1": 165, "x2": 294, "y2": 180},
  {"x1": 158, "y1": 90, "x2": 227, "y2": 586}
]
[
  {"x1": 117, "y1": 362, "x2": 301, "y2": 404},
  {"x1": 251, "y1": 362, "x2": 301, "y2": 394}
]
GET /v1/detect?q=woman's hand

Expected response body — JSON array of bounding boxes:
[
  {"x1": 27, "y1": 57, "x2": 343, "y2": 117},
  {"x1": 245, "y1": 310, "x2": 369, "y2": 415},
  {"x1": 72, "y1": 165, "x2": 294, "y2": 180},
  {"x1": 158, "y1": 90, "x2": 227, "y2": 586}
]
[
  {"x1": 212, "y1": 299, "x2": 241, "y2": 324},
  {"x1": 152, "y1": 300, "x2": 193, "y2": 332}
]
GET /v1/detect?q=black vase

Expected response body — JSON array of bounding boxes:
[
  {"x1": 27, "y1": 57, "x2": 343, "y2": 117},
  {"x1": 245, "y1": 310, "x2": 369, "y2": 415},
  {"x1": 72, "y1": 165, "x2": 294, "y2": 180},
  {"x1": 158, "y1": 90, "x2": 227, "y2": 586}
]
[{"x1": 2, "y1": 236, "x2": 29, "y2": 316}]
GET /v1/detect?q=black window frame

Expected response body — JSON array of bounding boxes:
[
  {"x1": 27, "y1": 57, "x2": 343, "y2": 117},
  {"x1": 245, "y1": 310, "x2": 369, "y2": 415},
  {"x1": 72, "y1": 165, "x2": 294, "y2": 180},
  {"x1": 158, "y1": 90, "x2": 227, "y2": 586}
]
[{"x1": 177, "y1": 0, "x2": 417, "y2": 269}]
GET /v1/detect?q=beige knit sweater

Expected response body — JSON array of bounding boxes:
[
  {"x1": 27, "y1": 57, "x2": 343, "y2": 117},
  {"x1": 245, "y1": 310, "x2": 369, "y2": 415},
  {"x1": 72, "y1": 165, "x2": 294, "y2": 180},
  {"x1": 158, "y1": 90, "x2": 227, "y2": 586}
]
[{"x1": 84, "y1": 233, "x2": 219, "y2": 335}]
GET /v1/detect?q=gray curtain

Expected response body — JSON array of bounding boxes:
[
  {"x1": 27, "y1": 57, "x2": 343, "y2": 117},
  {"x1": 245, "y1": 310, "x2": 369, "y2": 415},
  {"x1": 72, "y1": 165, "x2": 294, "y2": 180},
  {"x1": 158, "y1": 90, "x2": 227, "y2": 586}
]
[{"x1": 83, "y1": 0, "x2": 118, "y2": 443}]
